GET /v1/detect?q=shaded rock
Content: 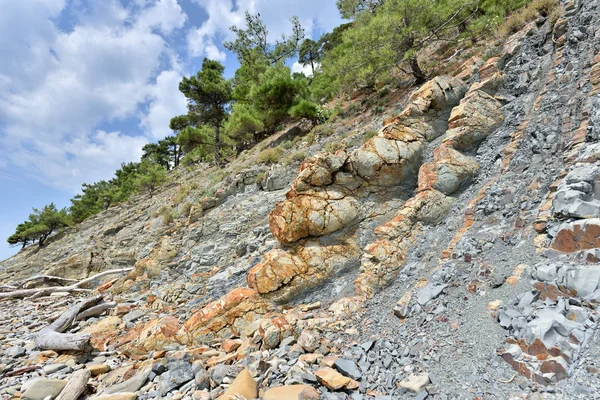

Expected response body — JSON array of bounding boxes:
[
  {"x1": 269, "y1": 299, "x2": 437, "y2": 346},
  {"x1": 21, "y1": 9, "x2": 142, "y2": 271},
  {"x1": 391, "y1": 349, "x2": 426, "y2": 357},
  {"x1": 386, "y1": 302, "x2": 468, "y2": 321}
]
[
  {"x1": 158, "y1": 361, "x2": 194, "y2": 396},
  {"x1": 333, "y1": 358, "x2": 361, "y2": 381}
]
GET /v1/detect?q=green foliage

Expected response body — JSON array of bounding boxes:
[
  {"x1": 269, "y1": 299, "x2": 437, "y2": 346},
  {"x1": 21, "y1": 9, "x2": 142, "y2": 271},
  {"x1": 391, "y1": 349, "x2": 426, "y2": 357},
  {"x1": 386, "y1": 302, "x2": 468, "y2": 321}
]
[
  {"x1": 176, "y1": 58, "x2": 233, "y2": 164},
  {"x1": 249, "y1": 63, "x2": 309, "y2": 131},
  {"x1": 225, "y1": 103, "x2": 264, "y2": 149},
  {"x1": 224, "y1": 12, "x2": 304, "y2": 66},
  {"x1": 336, "y1": 0, "x2": 384, "y2": 19},
  {"x1": 257, "y1": 147, "x2": 282, "y2": 164},
  {"x1": 288, "y1": 99, "x2": 320, "y2": 123},
  {"x1": 325, "y1": 141, "x2": 346, "y2": 153},
  {"x1": 8, "y1": 203, "x2": 71, "y2": 248},
  {"x1": 134, "y1": 160, "x2": 168, "y2": 198},
  {"x1": 298, "y1": 39, "x2": 321, "y2": 75},
  {"x1": 142, "y1": 136, "x2": 182, "y2": 170}
]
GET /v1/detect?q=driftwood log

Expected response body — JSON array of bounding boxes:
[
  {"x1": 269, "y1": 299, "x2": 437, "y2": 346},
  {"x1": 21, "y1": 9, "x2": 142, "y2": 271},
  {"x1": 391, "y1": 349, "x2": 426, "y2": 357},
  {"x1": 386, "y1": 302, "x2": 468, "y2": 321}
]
[
  {"x1": 0, "y1": 268, "x2": 132, "y2": 300},
  {"x1": 34, "y1": 295, "x2": 113, "y2": 351},
  {"x1": 55, "y1": 368, "x2": 91, "y2": 400}
]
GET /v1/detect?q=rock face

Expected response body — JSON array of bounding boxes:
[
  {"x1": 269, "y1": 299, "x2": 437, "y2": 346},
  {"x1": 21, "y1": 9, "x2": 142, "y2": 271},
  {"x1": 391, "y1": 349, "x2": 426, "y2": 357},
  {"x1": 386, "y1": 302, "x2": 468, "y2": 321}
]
[
  {"x1": 356, "y1": 75, "x2": 504, "y2": 297},
  {"x1": 177, "y1": 288, "x2": 275, "y2": 345},
  {"x1": 247, "y1": 241, "x2": 359, "y2": 303},
  {"x1": 269, "y1": 76, "x2": 468, "y2": 245}
]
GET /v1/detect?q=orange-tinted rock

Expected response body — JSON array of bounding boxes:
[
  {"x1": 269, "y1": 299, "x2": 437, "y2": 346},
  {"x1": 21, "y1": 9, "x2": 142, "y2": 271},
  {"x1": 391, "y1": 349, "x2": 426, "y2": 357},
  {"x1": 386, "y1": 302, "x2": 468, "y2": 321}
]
[
  {"x1": 417, "y1": 146, "x2": 479, "y2": 195},
  {"x1": 220, "y1": 368, "x2": 257, "y2": 400},
  {"x1": 315, "y1": 367, "x2": 356, "y2": 390},
  {"x1": 120, "y1": 316, "x2": 180, "y2": 355},
  {"x1": 83, "y1": 316, "x2": 122, "y2": 352},
  {"x1": 479, "y1": 57, "x2": 501, "y2": 80},
  {"x1": 177, "y1": 288, "x2": 275, "y2": 346},
  {"x1": 269, "y1": 188, "x2": 360, "y2": 245},
  {"x1": 292, "y1": 151, "x2": 348, "y2": 192},
  {"x1": 247, "y1": 242, "x2": 358, "y2": 303},
  {"x1": 551, "y1": 219, "x2": 600, "y2": 252},
  {"x1": 221, "y1": 339, "x2": 243, "y2": 353},
  {"x1": 263, "y1": 385, "x2": 320, "y2": 400},
  {"x1": 444, "y1": 90, "x2": 504, "y2": 151},
  {"x1": 453, "y1": 56, "x2": 484, "y2": 81}
]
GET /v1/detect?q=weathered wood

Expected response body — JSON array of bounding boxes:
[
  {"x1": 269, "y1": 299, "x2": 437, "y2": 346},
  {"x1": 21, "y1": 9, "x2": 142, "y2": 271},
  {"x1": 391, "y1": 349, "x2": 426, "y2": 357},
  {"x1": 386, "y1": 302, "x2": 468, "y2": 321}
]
[
  {"x1": 0, "y1": 268, "x2": 132, "y2": 300},
  {"x1": 34, "y1": 295, "x2": 103, "y2": 351},
  {"x1": 55, "y1": 368, "x2": 91, "y2": 400},
  {"x1": 76, "y1": 302, "x2": 116, "y2": 320},
  {"x1": 14, "y1": 275, "x2": 79, "y2": 288}
]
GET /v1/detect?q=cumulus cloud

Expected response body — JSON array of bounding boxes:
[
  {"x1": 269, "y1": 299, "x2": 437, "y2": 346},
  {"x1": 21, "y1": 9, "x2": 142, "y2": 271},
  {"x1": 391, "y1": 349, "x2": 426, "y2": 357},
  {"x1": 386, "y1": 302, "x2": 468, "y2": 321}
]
[
  {"x1": 141, "y1": 68, "x2": 189, "y2": 139},
  {"x1": 0, "y1": 0, "x2": 187, "y2": 192},
  {"x1": 187, "y1": 0, "x2": 342, "y2": 61},
  {"x1": 292, "y1": 61, "x2": 316, "y2": 77}
]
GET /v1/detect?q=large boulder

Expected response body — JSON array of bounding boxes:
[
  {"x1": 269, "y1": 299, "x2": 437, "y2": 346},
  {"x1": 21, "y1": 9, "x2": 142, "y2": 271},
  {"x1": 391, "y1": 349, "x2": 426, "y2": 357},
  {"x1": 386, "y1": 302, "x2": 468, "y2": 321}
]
[
  {"x1": 417, "y1": 146, "x2": 479, "y2": 195},
  {"x1": 443, "y1": 90, "x2": 504, "y2": 151},
  {"x1": 269, "y1": 188, "x2": 360, "y2": 245}
]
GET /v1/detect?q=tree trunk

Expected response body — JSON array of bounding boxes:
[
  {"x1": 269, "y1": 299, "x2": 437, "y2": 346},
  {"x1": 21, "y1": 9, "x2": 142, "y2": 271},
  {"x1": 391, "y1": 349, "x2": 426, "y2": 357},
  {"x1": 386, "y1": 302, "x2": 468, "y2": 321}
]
[
  {"x1": 214, "y1": 125, "x2": 221, "y2": 166},
  {"x1": 409, "y1": 57, "x2": 427, "y2": 84}
]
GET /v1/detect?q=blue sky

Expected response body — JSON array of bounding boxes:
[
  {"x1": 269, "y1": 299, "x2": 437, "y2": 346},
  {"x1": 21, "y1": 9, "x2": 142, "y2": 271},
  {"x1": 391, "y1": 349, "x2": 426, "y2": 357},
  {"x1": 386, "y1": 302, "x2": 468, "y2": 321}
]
[{"x1": 0, "y1": 0, "x2": 343, "y2": 261}]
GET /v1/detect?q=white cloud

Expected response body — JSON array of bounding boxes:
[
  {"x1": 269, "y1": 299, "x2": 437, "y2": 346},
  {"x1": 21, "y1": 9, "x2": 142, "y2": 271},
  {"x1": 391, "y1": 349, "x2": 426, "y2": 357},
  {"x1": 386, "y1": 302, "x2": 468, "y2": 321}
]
[
  {"x1": 142, "y1": 69, "x2": 189, "y2": 139},
  {"x1": 137, "y1": 0, "x2": 187, "y2": 34},
  {"x1": 0, "y1": 0, "x2": 187, "y2": 192},
  {"x1": 187, "y1": 0, "x2": 342, "y2": 61},
  {"x1": 292, "y1": 61, "x2": 316, "y2": 77}
]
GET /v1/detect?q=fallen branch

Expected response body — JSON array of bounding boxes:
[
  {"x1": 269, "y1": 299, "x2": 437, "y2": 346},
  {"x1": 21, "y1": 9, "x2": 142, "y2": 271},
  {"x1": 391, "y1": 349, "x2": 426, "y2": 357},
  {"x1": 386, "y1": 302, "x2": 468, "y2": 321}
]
[
  {"x1": 76, "y1": 302, "x2": 116, "y2": 320},
  {"x1": 34, "y1": 295, "x2": 103, "y2": 351},
  {"x1": 0, "y1": 268, "x2": 132, "y2": 300},
  {"x1": 14, "y1": 275, "x2": 79, "y2": 289},
  {"x1": 55, "y1": 368, "x2": 91, "y2": 400}
]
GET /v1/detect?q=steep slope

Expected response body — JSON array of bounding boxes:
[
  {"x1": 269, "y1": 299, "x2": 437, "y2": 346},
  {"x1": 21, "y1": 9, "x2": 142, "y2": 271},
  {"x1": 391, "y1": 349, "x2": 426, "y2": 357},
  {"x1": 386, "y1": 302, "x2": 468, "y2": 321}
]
[{"x1": 2, "y1": 0, "x2": 600, "y2": 398}]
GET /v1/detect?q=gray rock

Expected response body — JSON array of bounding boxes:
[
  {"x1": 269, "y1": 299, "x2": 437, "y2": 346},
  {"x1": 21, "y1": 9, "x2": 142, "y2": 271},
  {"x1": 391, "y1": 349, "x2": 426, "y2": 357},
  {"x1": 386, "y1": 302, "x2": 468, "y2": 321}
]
[
  {"x1": 417, "y1": 283, "x2": 447, "y2": 306},
  {"x1": 42, "y1": 363, "x2": 68, "y2": 375},
  {"x1": 21, "y1": 378, "x2": 67, "y2": 400},
  {"x1": 195, "y1": 369, "x2": 210, "y2": 390},
  {"x1": 5, "y1": 346, "x2": 26, "y2": 358},
  {"x1": 105, "y1": 368, "x2": 151, "y2": 394},
  {"x1": 122, "y1": 309, "x2": 145, "y2": 324},
  {"x1": 334, "y1": 358, "x2": 362, "y2": 380},
  {"x1": 158, "y1": 361, "x2": 194, "y2": 395}
]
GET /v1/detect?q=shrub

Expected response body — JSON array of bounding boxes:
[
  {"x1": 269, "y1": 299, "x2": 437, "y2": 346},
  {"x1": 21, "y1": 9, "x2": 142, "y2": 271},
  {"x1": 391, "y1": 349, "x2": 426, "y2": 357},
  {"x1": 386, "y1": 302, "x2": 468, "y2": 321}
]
[
  {"x1": 284, "y1": 151, "x2": 307, "y2": 165},
  {"x1": 362, "y1": 129, "x2": 378, "y2": 144},
  {"x1": 257, "y1": 147, "x2": 282, "y2": 164},
  {"x1": 174, "y1": 185, "x2": 190, "y2": 205},
  {"x1": 325, "y1": 141, "x2": 346, "y2": 153},
  {"x1": 181, "y1": 202, "x2": 193, "y2": 218}
]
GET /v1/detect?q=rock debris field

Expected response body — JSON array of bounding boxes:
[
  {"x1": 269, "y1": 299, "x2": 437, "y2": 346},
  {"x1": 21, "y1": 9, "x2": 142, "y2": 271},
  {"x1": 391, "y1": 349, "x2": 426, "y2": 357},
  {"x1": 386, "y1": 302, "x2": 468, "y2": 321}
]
[{"x1": 2, "y1": 0, "x2": 600, "y2": 399}]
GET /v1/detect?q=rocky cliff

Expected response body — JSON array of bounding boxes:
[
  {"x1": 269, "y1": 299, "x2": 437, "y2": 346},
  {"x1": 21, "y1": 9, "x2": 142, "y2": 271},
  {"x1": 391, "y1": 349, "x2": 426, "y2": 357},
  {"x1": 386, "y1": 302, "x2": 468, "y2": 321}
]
[{"x1": 2, "y1": 0, "x2": 600, "y2": 398}]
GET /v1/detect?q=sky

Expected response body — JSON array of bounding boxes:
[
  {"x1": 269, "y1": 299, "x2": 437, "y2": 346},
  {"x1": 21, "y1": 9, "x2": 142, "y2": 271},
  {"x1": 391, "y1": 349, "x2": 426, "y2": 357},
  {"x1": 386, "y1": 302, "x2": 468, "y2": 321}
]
[{"x1": 0, "y1": 0, "x2": 343, "y2": 261}]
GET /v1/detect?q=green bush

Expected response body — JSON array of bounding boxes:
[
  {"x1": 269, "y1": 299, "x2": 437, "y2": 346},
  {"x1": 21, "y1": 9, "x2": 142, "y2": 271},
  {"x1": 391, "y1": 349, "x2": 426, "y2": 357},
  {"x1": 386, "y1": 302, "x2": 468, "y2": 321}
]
[
  {"x1": 257, "y1": 147, "x2": 282, "y2": 164},
  {"x1": 325, "y1": 141, "x2": 346, "y2": 153}
]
